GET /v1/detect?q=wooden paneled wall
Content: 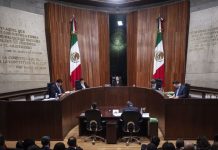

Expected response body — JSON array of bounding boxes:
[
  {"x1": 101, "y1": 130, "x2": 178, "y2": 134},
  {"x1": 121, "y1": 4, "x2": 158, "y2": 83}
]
[
  {"x1": 45, "y1": 1, "x2": 189, "y2": 91},
  {"x1": 45, "y1": 3, "x2": 109, "y2": 90},
  {"x1": 127, "y1": 0, "x2": 189, "y2": 90}
]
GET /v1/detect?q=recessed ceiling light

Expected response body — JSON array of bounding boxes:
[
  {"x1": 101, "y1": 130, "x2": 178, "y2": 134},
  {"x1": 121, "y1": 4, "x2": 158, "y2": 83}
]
[{"x1": 117, "y1": 20, "x2": 123, "y2": 26}]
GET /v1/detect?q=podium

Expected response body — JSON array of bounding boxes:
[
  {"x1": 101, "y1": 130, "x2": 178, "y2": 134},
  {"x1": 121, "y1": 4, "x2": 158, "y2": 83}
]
[{"x1": 106, "y1": 120, "x2": 118, "y2": 144}]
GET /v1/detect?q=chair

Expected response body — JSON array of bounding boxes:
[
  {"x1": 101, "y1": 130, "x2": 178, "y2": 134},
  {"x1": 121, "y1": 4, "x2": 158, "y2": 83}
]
[
  {"x1": 120, "y1": 111, "x2": 142, "y2": 146},
  {"x1": 47, "y1": 82, "x2": 53, "y2": 98},
  {"x1": 184, "y1": 83, "x2": 191, "y2": 98},
  {"x1": 75, "y1": 80, "x2": 82, "y2": 90},
  {"x1": 84, "y1": 109, "x2": 105, "y2": 145},
  {"x1": 155, "y1": 79, "x2": 162, "y2": 90}
]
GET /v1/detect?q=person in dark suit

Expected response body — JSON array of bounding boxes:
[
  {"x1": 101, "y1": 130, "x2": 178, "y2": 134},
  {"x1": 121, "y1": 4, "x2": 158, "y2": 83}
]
[
  {"x1": 112, "y1": 76, "x2": 122, "y2": 86},
  {"x1": 49, "y1": 79, "x2": 64, "y2": 98},
  {"x1": 90, "y1": 102, "x2": 98, "y2": 110},
  {"x1": 171, "y1": 81, "x2": 188, "y2": 99},
  {"x1": 40, "y1": 136, "x2": 50, "y2": 150},
  {"x1": 53, "y1": 142, "x2": 65, "y2": 150},
  {"x1": 66, "y1": 136, "x2": 83, "y2": 150},
  {"x1": 75, "y1": 78, "x2": 89, "y2": 90},
  {"x1": 122, "y1": 101, "x2": 140, "y2": 113},
  {"x1": 0, "y1": 134, "x2": 6, "y2": 150}
]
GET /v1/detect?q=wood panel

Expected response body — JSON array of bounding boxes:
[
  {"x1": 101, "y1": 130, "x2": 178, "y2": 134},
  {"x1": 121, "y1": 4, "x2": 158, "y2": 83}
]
[
  {"x1": 0, "y1": 101, "x2": 7, "y2": 136},
  {"x1": 127, "y1": 0, "x2": 189, "y2": 90},
  {"x1": 164, "y1": 99, "x2": 218, "y2": 139},
  {"x1": 45, "y1": 3, "x2": 110, "y2": 90},
  {"x1": 127, "y1": 12, "x2": 138, "y2": 86},
  {"x1": 6, "y1": 101, "x2": 62, "y2": 140},
  {"x1": 2, "y1": 87, "x2": 218, "y2": 140},
  {"x1": 98, "y1": 13, "x2": 110, "y2": 85}
]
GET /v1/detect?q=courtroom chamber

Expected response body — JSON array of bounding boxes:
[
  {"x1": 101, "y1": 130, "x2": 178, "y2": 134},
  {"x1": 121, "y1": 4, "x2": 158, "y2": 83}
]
[{"x1": 1, "y1": 0, "x2": 218, "y2": 150}]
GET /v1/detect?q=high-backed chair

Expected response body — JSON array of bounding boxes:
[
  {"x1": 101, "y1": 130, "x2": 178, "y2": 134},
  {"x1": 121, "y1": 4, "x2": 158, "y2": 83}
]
[
  {"x1": 184, "y1": 83, "x2": 191, "y2": 98},
  {"x1": 84, "y1": 109, "x2": 105, "y2": 145},
  {"x1": 155, "y1": 79, "x2": 162, "y2": 90},
  {"x1": 120, "y1": 111, "x2": 142, "y2": 146},
  {"x1": 75, "y1": 80, "x2": 81, "y2": 90},
  {"x1": 47, "y1": 82, "x2": 53, "y2": 98}
]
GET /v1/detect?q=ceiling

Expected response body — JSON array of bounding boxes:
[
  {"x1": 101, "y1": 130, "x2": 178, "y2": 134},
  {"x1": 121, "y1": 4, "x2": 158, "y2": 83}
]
[{"x1": 55, "y1": 0, "x2": 179, "y2": 8}]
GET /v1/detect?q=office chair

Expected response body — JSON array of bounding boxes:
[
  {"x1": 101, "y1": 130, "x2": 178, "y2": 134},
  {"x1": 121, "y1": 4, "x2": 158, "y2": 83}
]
[
  {"x1": 84, "y1": 109, "x2": 105, "y2": 145},
  {"x1": 184, "y1": 83, "x2": 191, "y2": 98},
  {"x1": 155, "y1": 79, "x2": 162, "y2": 90},
  {"x1": 75, "y1": 80, "x2": 81, "y2": 90},
  {"x1": 120, "y1": 111, "x2": 142, "y2": 146},
  {"x1": 47, "y1": 82, "x2": 53, "y2": 98}
]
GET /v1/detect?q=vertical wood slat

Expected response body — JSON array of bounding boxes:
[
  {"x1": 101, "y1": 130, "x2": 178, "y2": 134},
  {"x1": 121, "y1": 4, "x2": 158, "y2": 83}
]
[
  {"x1": 45, "y1": 3, "x2": 110, "y2": 90},
  {"x1": 127, "y1": 0, "x2": 189, "y2": 90},
  {"x1": 127, "y1": 11, "x2": 138, "y2": 86}
]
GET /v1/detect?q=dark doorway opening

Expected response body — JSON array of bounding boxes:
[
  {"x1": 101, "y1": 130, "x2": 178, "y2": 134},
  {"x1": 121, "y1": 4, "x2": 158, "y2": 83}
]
[{"x1": 109, "y1": 14, "x2": 127, "y2": 86}]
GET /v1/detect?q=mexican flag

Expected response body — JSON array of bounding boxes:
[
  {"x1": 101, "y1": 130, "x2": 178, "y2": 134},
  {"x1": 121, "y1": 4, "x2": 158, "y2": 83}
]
[
  {"x1": 70, "y1": 16, "x2": 81, "y2": 87},
  {"x1": 153, "y1": 17, "x2": 165, "y2": 84}
]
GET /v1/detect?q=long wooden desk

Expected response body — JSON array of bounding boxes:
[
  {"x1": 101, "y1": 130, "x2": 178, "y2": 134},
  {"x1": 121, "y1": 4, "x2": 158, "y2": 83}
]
[
  {"x1": 78, "y1": 107, "x2": 150, "y2": 138},
  {"x1": 1, "y1": 87, "x2": 218, "y2": 140}
]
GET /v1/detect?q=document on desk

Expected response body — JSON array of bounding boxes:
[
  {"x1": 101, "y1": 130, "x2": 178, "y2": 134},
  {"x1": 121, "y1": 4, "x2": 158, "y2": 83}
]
[
  {"x1": 112, "y1": 112, "x2": 149, "y2": 117},
  {"x1": 113, "y1": 112, "x2": 122, "y2": 117},
  {"x1": 80, "y1": 113, "x2": 85, "y2": 116},
  {"x1": 42, "y1": 98, "x2": 58, "y2": 101},
  {"x1": 142, "y1": 113, "x2": 149, "y2": 118}
]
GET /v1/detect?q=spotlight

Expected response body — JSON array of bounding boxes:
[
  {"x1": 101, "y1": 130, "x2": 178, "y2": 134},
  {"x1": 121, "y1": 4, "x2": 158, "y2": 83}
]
[{"x1": 117, "y1": 20, "x2": 123, "y2": 26}]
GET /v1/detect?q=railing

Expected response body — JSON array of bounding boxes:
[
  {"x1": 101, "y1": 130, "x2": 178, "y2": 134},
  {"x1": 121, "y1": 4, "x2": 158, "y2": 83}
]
[
  {"x1": 0, "y1": 87, "x2": 48, "y2": 101},
  {"x1": 189, "y1": 86, "x2": 218, "y2": 99}
]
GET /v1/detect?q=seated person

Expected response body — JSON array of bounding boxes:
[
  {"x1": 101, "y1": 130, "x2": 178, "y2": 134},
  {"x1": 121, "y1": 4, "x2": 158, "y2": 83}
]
[
  {"x1": 196, "y1": 136, "x2": 211, "y2": 150},
  {"x1": 171, "y1": 81, "x2": 188, "y2": 99},
  {"x1": 90, "y1": 102, "x2": 98, "y2": 110},
  {"x1": 0, "y1": 134, "x2": 6, "y2": 150},
  {"x1": 151, "y1": 79, "x2": 162, "y2": 90},
  {"x1": 28, "y1": 145, "x2": 40, "y2": 150},
  {"x1": 88, "y1": 102, "x2": 102, "y2": 116},
  {"x1": 53, "y1": 142, "x2": 65, "y2": 150},
  {"x1": 162, "y1": 142, "x2": 176, "y2": 150},
  {"x1": 16, "y1": 140, "x2": 24, "y2": 150},
  {"x1": 122, "y1": 101, "x2": 140, "y2": 113},
  {"x1": 40, "y1": 136, "x2": 51, "y2": 150},
  {"x1": 66, "y1": 136, "x2": 83, "y2": 150},
  {"x1": 176, "y1": 138, "x2": 184, "y2": 150},
  {"x1": 141, "y1": 144, "x2": 147, "y2": 150},
  {"x1": 147, "y1": 143, "x2": 157, "y2": 150},
  {"x1": 151, "y1": 79, "x2": 157, "y2": 90},
  {"x1": 23, "y1": 138, "x2": 35, "y2": 150},
  {"x1": 49, "y1": 79, "x2": 64, "y2": 98},
  {"x1": 75, "y1": 78, "x2": 89, "y2": 90},
  {"x1": 112, "y1": 76, "x2": 122, "y2": 86},
  {"x1": 150, "y1": 136, "x2": 160, "y2": 148},
  {"x1": 213, "y1": 134, "x2": 218, "y2": 145},
  {"x1": 184, "y1": 144, "x2": 195, "y2": 150}
]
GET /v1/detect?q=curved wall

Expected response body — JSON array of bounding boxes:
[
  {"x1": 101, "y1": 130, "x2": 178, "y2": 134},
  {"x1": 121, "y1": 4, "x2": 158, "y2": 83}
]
[
  {"x1": 1, "y1": 87, "x2": 218, "y2": 140},
  {"x1": 0, "y1": 87, "x2": 165, "y2": 140},
  {"x1": 45, "y1": 0, "x2": 189, "y2": 91}
]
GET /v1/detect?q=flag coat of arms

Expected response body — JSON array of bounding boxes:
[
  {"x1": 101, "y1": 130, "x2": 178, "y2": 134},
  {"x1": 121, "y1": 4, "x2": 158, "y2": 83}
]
[
  {"x1": 70, "y1": 16, "x2": 81, "y2": 87},
  {"x1": 153, "y1": 17, "x2": 165, "y2": 84}
]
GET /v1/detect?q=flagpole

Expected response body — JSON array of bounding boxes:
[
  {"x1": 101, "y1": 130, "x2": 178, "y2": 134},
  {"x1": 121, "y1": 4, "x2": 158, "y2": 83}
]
[{"x1": 153, "y1": 15, "x2": 165, "y2": 88}]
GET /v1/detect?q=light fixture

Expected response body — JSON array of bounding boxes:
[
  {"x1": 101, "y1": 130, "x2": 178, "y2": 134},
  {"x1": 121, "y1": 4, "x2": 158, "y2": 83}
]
[{"x1": 117, "y1": 20, "x2": 123, "y2": 26}]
